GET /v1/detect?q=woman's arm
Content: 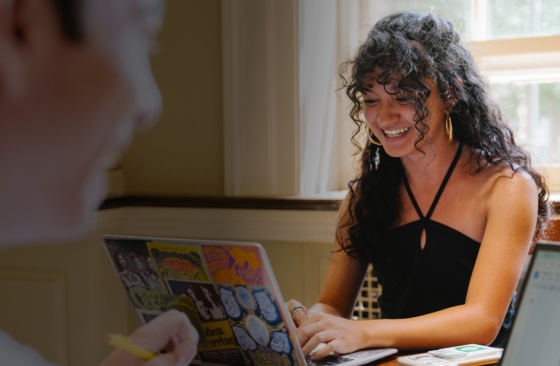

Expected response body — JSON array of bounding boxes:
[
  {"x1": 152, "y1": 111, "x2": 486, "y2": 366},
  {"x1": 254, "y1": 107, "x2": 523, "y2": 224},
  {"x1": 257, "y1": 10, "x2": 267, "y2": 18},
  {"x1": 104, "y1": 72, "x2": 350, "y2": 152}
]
[
  {"x1": 298, "y1": 171, "x2": 538, "y2": 359},
  {"x1": 288, "y1": 192, "x2": 370, "y2": 325},
  {"x1": 309, "y1": 247, "x2": 370, "y2": 319}
]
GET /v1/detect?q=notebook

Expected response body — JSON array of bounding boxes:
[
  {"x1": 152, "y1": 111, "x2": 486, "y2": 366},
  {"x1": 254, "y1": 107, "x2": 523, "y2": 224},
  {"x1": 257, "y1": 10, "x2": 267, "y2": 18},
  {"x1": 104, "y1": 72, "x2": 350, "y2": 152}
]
[
  {"x1": 103, "y1": 235, "x2": 397, "y2": 366},
  {"x1": 499, "y1": 241, "x2": 560, "y2": 365}
]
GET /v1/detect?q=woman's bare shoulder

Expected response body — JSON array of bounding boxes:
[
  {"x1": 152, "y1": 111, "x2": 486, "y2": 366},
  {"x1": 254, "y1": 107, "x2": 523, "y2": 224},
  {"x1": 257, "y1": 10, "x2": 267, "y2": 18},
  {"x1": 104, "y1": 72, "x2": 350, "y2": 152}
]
[{"x1": 462, "y1": 147, "x2": 537, "y2": 203}]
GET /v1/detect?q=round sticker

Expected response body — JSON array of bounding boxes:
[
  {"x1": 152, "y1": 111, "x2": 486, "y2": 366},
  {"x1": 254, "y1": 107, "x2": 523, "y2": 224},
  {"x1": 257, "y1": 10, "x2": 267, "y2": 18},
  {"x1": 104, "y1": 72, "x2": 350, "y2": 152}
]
[
  {"x1": 245, "y1": 315, "x2": 270, "y2": 346},
  {"x1": 235, "y1": 287, "x2": 256, "y2": 310}
]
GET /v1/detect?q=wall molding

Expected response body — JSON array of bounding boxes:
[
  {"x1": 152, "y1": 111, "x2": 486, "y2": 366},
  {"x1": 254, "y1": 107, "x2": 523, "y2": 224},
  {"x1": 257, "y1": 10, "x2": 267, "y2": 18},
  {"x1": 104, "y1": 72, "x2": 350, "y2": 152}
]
[
  {"x1": 100, "y1": 195, "x2": 341, "y2": 211},
  {"x1": 100, "y1": 207, "x2": 338, "y2": 244}
]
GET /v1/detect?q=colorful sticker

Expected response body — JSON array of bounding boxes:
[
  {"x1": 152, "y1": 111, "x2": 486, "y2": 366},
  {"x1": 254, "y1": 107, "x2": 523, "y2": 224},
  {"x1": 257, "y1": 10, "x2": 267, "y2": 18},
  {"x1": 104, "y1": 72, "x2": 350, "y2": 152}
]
[
  {"x1": 166, "y1": 280, "x2": 226, "y2": 321},
  {"x1": 147, "y1": 243, "x2": 210, "y2": 282},
  {"x1": 245, "y1": 315, "x2": 270, "y2": 346},
  {"x1": 232, "y1": 325, "x2": 258, "y2": 351},
  {"x1": 220, "y1": 286, "x2": 242, "y2": 319},
  {"x1": 129, "y1": 287, "x2": 165, "y2": 311},
  {"x1": 270, "y1": 332, "x2": 291, "y2": 354},
  {"x1": 218, "y1": 284, "x2": 301, "y2": 366},
  {"x1": 105, "y1": 239, "x2": 168, "y2": 295},
  {"x1": 161, "y1": 295, "x2": 209, "y2": 347},
  {"x1": 202, "y1": 245, "x2": 264, "y2": 285},
  {"x1": 198, "y1": 320, "x2": 238, "y2": 350},
  {"x1": 236, "y1": 286, "x2": 256, "y2": 310},
  {"x1": 253, "y1": 289, "x2": 279, "y2": 323}
]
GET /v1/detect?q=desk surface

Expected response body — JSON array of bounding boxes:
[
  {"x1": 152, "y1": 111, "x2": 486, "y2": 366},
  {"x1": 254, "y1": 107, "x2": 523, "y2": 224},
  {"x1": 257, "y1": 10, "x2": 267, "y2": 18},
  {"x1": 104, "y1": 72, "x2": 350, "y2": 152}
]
[{"x1": 362, "y1": 353, "x2": 500, "y2": 365}]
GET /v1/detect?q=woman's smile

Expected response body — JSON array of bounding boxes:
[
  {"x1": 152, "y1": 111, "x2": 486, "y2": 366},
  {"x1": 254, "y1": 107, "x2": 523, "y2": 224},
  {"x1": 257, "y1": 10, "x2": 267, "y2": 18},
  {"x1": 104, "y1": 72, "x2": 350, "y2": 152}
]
[{"x1": 382, "y1": 127, "x2": 410, "y2": 138}]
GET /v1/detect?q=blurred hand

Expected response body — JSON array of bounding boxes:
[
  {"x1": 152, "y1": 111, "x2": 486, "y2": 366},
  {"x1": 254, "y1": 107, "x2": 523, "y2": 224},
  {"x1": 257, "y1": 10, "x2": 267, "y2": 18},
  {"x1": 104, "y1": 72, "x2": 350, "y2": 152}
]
[
  {"x1": 99, "y1": 309, "x2": 199, "y2": 366},
  {"x1": 285, "y1": 299, "x2": 311, "y2": 327}
]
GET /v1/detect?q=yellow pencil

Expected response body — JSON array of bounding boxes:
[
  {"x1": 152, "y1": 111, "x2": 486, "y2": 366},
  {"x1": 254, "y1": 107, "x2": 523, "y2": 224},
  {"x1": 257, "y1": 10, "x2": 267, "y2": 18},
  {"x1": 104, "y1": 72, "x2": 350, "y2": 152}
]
[{"x1": 105, "y1": 333, "x2": 157, "y2": 360}]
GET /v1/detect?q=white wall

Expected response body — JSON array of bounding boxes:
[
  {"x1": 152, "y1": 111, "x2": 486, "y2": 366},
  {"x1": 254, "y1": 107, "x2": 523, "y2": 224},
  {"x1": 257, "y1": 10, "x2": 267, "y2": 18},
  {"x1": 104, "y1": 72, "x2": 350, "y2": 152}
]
[{"x1": 122, "y1": 0, "x2": 225, "y2": 197}]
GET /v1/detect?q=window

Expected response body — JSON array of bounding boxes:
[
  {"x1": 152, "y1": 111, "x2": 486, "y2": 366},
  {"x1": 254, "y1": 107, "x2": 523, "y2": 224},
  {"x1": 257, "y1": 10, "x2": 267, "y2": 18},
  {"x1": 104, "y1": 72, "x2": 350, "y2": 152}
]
[
  {"x1": 221, "y1": 0, "x2": 560, "y2": 198},
  {"x1": 343, "y1": 0, "x2": 560, "y2": 194},
  {"x1": 472, "y1": 0, "x2": 560, "y2": 194}
]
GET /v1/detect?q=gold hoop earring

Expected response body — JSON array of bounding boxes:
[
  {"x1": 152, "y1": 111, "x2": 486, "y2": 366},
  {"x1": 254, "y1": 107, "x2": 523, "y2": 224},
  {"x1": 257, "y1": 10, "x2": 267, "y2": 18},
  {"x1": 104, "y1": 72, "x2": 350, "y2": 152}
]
[
  {"x1": 445, "y1": 114, "x2": 453, "y2": 143},
  {"x1": 367, "y1": 127, "x2": 382, "y2": 146}
]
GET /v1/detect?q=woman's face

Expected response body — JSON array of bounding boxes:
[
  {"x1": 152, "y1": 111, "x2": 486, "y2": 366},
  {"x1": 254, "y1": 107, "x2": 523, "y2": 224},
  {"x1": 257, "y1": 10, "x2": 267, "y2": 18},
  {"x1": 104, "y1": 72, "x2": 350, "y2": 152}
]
[{"x1": 362, "y1": 74, "x2": 447, "y2": 159}]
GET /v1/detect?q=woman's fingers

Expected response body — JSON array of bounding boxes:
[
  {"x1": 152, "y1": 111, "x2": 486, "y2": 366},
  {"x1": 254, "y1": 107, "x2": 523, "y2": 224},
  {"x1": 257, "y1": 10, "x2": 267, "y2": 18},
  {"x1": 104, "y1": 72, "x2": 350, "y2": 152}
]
[
  {"x1": 285, "y1": 299, "x2": 309, "y2": 327},
  {"x1": 296, "y1": 314, "x2": 360, "y2": 359},
  {"x1": 296, "y1": 318, "x2": 323, "y2": 349},
  {"x1": 310, "y1": 338, "x2": 340, "y2": 360},
  {"x1": 292, "y1": 306, "x2": 308, "y2": 327}
]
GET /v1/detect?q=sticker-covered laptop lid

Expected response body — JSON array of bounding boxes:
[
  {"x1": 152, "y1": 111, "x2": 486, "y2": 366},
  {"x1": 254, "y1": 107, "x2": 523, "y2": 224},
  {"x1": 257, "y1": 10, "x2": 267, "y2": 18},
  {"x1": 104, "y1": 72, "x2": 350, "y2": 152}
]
[{"x1": 103, "y1": 235, "x2": 304, "y2": 366}]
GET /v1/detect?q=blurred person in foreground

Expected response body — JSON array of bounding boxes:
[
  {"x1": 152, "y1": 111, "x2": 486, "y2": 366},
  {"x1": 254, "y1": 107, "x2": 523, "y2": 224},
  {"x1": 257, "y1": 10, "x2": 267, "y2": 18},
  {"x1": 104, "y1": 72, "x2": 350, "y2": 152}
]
[
  {"x1": 0, "y1": 0, "x2": 198, "y2": 364},
  {"x1": 287, "y1": 10, "x2": 550, "y2": 360}
]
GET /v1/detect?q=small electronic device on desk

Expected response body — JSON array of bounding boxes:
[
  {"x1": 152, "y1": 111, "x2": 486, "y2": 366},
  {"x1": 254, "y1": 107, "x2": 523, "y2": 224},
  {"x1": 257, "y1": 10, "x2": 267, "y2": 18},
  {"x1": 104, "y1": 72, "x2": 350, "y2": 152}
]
[{"x1": 396, "y1": 344, "x2": 502, "y2": 365}]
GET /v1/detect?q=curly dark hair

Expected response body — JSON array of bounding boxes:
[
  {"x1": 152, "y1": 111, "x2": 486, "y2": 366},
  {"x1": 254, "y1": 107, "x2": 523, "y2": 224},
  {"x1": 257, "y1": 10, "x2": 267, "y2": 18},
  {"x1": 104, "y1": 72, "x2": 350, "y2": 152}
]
[{"x1": 337, "y1": 10, "x2": 551, "y2": 264}]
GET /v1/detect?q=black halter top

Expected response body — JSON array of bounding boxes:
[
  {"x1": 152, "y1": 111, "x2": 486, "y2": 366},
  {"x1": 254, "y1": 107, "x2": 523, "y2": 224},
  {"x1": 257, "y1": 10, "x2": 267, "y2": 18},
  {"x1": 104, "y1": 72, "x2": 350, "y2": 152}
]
[{"x1": 373, "y1": 142, "x2": 514, "y2": 347}]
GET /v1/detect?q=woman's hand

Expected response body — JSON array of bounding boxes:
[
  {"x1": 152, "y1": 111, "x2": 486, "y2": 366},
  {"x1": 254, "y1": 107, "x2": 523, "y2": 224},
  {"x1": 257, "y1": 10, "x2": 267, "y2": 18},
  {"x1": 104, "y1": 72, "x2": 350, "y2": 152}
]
[
  {"x1": 285, "y1": 299, "x2": 312, "y2": 327},
  {"x1": 99, "y1": 309, "x2": 199, "y2": 366},
  {"x1": 297, "y1": 312, "x2": 368, "y2": 360},
  {"x1": 286, "y1": 299, "x2": 371, "y2": 360}
]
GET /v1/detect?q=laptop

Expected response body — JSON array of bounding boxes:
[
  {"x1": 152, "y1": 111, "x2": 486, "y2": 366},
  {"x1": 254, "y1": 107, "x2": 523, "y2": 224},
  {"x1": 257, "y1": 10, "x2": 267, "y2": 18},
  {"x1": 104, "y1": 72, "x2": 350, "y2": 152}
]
[
  {"x1": 499, "y1": 241, "x2": 560, "y2": 365},
  {"x1": 103, "y1": 235, "x2": 397, "y2": 366}
]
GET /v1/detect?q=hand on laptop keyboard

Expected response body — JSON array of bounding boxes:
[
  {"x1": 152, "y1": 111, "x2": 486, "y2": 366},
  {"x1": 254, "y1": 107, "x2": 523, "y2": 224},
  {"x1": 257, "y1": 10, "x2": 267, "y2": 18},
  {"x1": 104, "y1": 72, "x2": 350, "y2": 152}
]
[
  {"x1": 286, "y1": 299, "x2": 311, "y2": 327},
  {"x1": 310, "y1": 342, "x2": 327, "y2": 357}
]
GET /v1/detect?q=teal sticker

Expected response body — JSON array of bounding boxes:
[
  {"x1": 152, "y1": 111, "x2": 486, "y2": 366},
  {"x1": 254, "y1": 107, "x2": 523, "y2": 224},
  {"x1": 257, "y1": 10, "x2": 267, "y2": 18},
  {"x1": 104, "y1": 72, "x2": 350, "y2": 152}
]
[{"x1": 455, "y1": 346, "x2": 486, "y2": 353}]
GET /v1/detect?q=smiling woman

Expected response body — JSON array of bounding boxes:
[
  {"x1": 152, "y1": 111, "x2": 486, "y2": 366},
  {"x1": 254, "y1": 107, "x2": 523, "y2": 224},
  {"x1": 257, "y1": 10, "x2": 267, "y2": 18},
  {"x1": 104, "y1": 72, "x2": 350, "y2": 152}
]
[
  {"x1": 361, "y1": 76, "x2": 449, "y2": 159},
  {"x1": 360, "y1": 0, "x2": 560, "y2": 197},
  {"x1": 286, "y1": 9, "x2": 551, "y2": 361}
]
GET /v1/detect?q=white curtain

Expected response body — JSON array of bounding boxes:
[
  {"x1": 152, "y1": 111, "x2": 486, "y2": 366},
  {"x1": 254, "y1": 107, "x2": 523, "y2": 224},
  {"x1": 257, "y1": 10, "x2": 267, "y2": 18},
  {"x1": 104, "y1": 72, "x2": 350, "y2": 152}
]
[
  {"x1": 222, "y1": 0, "x2": 372, "y2": 197},
  {"x1": 299, "y1": 0, "x2": 339, "y2": 196},
  {"x1": 299, "y1": 0, "x2": 367, "y2": 197}
]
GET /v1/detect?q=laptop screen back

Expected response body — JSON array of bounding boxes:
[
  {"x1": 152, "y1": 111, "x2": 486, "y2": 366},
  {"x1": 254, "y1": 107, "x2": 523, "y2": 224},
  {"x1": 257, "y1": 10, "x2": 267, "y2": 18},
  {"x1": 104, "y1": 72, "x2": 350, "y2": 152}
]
[{"x1": 500, "y1": 243, "x2": 560, "y2": 365}]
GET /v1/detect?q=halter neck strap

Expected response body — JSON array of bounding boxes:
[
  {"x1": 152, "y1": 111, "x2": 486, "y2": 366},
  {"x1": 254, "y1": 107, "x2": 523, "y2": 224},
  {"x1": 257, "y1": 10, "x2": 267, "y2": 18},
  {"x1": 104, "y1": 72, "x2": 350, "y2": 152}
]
[{"x1": 402, "y1": 141, "x2": 463, "y2": 221}]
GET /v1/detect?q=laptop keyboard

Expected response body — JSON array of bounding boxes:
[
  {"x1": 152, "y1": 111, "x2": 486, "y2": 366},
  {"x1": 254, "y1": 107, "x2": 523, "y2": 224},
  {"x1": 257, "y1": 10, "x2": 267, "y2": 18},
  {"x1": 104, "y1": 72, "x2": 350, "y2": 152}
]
[{"x1": 305, "y1": 347, "x2": 398, "y2": 365}]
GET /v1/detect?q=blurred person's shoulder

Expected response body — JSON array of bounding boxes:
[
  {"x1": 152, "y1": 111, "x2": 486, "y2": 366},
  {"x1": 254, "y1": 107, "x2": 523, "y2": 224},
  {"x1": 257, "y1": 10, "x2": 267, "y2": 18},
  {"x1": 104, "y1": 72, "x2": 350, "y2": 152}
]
[{"x1": 0, "y1": 329, "x2": 57, "y2": 366}]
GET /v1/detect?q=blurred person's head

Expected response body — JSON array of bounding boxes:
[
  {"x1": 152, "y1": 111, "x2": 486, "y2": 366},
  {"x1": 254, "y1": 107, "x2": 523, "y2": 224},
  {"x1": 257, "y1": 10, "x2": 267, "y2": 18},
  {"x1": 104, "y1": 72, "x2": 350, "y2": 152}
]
[{"x1": 0, "y1": 0, "x2": 165, "y2": 245}]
